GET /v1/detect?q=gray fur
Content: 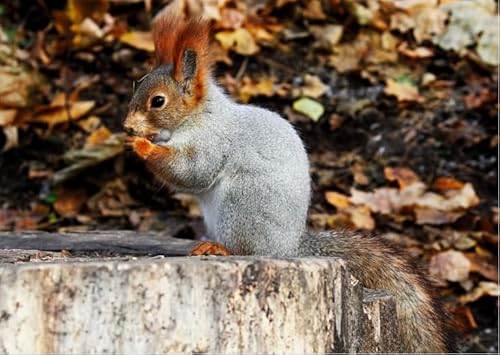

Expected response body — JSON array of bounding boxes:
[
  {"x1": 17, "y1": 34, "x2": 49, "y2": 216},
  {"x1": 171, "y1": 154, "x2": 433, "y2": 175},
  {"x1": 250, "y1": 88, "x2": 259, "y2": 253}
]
[{"x1": 132, "y1": 80, "x2": 453, "y2": 352}]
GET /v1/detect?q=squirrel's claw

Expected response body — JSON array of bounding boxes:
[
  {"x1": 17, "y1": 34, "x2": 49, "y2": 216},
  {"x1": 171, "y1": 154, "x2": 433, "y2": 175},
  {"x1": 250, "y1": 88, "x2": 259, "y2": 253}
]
[{"x1": 189, "y1": 241, "x2": 232, "y2": 256}]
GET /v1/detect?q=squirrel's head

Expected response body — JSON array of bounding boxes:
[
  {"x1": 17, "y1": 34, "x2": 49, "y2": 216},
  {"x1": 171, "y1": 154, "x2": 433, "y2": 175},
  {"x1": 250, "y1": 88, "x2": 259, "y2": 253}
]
[{"x1": 124, "y1": 14, "x2": 211, "y2": 138}]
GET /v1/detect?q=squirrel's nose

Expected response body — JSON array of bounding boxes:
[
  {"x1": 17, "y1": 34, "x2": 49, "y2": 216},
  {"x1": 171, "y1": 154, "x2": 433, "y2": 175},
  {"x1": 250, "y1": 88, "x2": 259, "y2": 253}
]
[{"x1": 123, "y1": 125, "x2": 136, "y2": 136}]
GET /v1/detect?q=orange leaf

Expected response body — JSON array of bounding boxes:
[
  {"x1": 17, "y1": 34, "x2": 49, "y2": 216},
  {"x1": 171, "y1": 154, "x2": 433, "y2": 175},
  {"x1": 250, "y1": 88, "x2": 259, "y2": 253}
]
[
  {"x1": 325, "y1": 191, "x2": 351, "y2": 209},
  {"x1": 433, "y1": 177, "x2": 465, "y2": 190}
]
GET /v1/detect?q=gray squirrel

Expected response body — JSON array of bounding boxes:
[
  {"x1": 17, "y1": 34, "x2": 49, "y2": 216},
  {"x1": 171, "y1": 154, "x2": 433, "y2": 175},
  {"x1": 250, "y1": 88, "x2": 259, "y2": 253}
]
[{"x1": 123, "y1": 14, "x2": 456, "y2": 353}]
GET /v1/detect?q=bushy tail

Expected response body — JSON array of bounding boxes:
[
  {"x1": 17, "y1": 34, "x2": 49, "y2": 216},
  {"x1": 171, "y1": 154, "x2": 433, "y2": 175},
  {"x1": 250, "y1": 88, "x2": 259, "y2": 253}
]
[{"x1": 299, "y1": 230, "x2": 456, "y2": 353}]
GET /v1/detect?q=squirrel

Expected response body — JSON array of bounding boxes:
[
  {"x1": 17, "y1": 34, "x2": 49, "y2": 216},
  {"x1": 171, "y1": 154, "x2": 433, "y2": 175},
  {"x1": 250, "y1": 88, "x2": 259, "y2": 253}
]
[{"x1": 123, "y1": 13, "x2": 457, "y2": 353}]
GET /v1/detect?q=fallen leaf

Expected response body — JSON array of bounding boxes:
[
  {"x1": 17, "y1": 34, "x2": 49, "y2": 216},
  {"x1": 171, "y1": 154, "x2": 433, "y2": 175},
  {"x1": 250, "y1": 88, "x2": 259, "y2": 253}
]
[
  {"x1": 0, "y1": 66, "x2": 40, "y2": 109},
  {"x1": 415, "y1": 207, "x2": 463, "y2": 225},
  {"x1": 238, "y1": 76, "x2": 276, "y2": 103},
  {"x1": 215, "y1": 28, "x2": 259, "y2": 56},
  {"x1": 29, "y1": 100, "x2": 95, "y2": 126},
  {"x1": 218, "y1": 8, "x2": 245, "y2": 29},
  {"x1": 0, "y1": 109, "x2": 17, "y2": 126},
  {"x1": 429, "y1": 250, "x2": 471, "y2": 282},
  {"x1": 53, "y1": 134, "x2": 125, "y2": 184},
  {"x1": 352, "y1": 162, "x2": 369, "y2": 186},
  {"x1": 464, "y1": 88, "x2": 497, "y2": 109},
  {"x1": 384, "y1": 78, "x2": 424, "y2": 102},
  {"x1": 384, "y1": 166, "x2": 420, "y2": 188},
  {"x1": 348, "y1": 205, "x2": 375, "y2": 230},
  {"x1": 325, "y1": 191, "x2": 351, "y2": 209},
  {"x1": 459, "y1": 281, "x2": 500, "y2": 304},
  {"x1": 2, "y1": 126, "x2": 18, "y2": 151},
  {"x1": 433, "y1": 177, "x2": 465, "y2": 190},
  {"x1": 297, "y1": 74, "x2": 328, "y2": 99},
  {"x1": 292, "y1": 97, "x2": 325, "y2": 121},
  {"x1": 67, "y1": 0, "x2": 109, "y2": 24},
  {"x1": 412, "y1": 6, "x2": 447, "y2": 43},
  {"x1": 465, "y1": 252, "x2": 498, "y2": 281},
  {"x1": 120, "y1": 31, "x2": 154, "y2": 52},
  {"x1": 350, "y1": 182, "x2": 426, "y2": 214},
  {"x1": 54, "y1": 188, "x2": 88, "y2": 218},
  {"x1": 310, "y1": 24, "x2": 343, "y2": 51},
  {"x1": 302, "y1": 0, "x2": 327, "y2": 20},
  {"x1": 434, "y1": 0, "x2": 499, "y2": 65},
  {"x1": 84, "y1": 125, "x2": 112, "y2": 147},
  {"x1": 87, "y1": 178, "x2": 137, "y2": 217},
  {"x1": 78, "y1": 115, "x2": 102, "y2": 132}
]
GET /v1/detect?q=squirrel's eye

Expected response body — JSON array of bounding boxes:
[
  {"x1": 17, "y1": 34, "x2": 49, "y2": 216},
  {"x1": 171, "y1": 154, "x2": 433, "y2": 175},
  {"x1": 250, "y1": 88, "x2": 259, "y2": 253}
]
[{"x1": 150, "y1": 95, "x2": 166, "y2": 109}]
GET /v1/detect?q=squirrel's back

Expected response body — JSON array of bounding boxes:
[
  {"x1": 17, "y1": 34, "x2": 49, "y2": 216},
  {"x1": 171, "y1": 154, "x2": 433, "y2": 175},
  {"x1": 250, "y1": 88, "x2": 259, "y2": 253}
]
[{"x1": 197, "y1": 86, "x2": 311, "y2": 256}]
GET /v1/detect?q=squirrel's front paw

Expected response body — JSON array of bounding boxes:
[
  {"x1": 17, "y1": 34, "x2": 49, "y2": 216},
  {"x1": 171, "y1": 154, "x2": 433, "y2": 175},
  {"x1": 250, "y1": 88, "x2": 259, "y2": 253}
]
[
  {"x1": 189, "y1": 241, "x2": 232, "y2": 256},
  {"x1": 127, "y1": 136, "x2": 155, "y2": 160}
]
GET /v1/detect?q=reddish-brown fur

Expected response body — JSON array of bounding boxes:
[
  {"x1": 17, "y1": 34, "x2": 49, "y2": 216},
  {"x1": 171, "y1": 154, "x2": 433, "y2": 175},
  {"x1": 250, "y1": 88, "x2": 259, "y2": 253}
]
[{"x1": 152, "y1": 14, "x2": 211, "y2": 107}]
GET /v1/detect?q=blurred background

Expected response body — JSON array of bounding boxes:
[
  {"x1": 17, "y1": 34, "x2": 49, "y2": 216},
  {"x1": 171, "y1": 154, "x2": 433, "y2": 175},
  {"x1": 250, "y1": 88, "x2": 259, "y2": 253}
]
[{"x1": 0, "y1": 0, "x2": 497, "y2": 351}]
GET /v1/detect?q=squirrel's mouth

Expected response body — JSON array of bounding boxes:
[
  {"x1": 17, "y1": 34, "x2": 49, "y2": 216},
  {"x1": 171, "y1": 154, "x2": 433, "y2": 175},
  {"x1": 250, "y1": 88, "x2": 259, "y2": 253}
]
[{"x1": 150, "y1": 129, "x2": 172, "y2": 146}]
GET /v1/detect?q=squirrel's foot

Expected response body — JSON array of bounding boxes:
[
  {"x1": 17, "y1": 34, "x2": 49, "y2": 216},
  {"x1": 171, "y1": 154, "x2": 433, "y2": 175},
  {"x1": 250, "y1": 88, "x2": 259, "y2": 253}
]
[{"x1": 189, "y1": 241, "x2": 232, "y2": 256}]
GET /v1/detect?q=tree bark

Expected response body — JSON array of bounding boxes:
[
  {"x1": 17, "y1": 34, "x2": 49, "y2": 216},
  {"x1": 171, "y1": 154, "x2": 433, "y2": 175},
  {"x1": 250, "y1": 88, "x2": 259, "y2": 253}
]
[{"x1": 0, "y1": 232, "x2": 400, "y2": 353}]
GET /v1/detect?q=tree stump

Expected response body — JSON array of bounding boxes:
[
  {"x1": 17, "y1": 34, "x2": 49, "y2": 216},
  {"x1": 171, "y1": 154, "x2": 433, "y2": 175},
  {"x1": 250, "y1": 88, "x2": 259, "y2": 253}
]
[{"x1": 0, "y1": 232, "x2": 400, "y2": 353}]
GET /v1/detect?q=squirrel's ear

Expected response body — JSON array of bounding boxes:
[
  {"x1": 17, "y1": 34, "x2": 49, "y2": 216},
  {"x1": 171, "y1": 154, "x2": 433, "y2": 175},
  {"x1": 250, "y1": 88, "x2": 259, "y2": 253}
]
[{"x1": 182, "y1": 49, "x2": 197, "y2": 82}]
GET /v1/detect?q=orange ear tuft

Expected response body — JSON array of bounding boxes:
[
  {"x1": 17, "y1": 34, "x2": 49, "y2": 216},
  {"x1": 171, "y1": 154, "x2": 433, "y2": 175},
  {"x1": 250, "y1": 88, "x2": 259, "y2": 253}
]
[{"x1": 152, "y1": 13, "x2": 211, "y2": 86}]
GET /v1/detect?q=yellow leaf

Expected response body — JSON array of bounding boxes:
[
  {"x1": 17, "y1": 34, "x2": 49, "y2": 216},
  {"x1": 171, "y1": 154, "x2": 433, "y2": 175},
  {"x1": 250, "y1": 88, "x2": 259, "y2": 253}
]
[
  {"x1": 120, "y1": 31, "x2": 154, "y2": 52},
  {"x1": 31, "y1": 101, "x2": 95, "y2": 126},
  {"x1": 85, "y1": 125, "x2": 112, "y2": 147},
  {"x1": 215, "y1": 28, "x2": 259, "y2": 56},
  {"x1": 67, "y1": 0, "x2": 109, "y2": 24},
  {"x1": 325, "y1": 191, "x2": 351, "y2": 209}
]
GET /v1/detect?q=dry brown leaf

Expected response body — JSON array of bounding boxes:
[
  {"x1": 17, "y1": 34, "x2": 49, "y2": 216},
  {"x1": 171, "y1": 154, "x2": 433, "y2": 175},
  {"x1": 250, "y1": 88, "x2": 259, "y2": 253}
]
[
  {"x1": 310, "y1": 24, "x2": 343, "y2": 51},
  {"x1": 238, "y1": 76, "x2": 276, "y2": 102},
  {"x1": 54, "y1": 188, "x2": 88, "y2": 218},
  {"x1": 0, "y1": 67, "x2": 39, "y2": 109},
  {"x1": 348, "y1": 205, "x2": 375, "y2": 230},
  {"x1": 218, "y1": 8, "x2": 245, "y2": 29},
  {"x1": 298, "y1": 74, "x2": 328, "y2": 99},
  {"x1": 350, "y1": 182, "x2": 426, "y2": 214},
  {"x1": 418, "y1": 183, "x2": 480, "y2": 211},
  {"x1": 397, "y1": 42, "x2": 434, "y2": 58},
  {"x1": 302, "y1": 0, "x2": 327, "y2": 20},
  {"x1": 352, "y1": 162, "x2": 369, "y2": 186},
  {"x1": 2, "y1": 126, "x2": 19, "y2": 152},
  {"x1": 84, "y1": 125, "x2": 112, "y2": 147},
  {"x1": 120, "y1": 31, "x2": 154, "y2": 52},
  {"x1": 412, "y1": 6, "x2": 447, "y2": 43},
  {"x1": 78, "y1": 115, "x2": 102, "y2": 132},
  {"x1": 0, "y1": 110, "x2": 17, "y2": 127},
  {"x1": 87, "y1": 178, "x2": 137, "y2": 217},
  {"x1": 325, "y1": 191, "x2": 351, "y2": 209},
  {"x1": 414, "y1": 207, "x2": 463, "y2": 225},
  {"x1": 384, "y1": 166, "x2": 420, "y2": 188},
  {"x1": 459, "y1": 281, "x2": 500, "y2": 304},
  {"x1": 384, "y1": 79, "x2": 424, "y2": 102},
  {"x1": 215, "y1": 28, "x2": 259, "y2": 56},
  {"x1": 464, "y1": 88, "x2": 497, "y2": 109},
  {"x1": 465, "y1": 252, "x2": 499, "y2": 281},
  {"x1": 429, "y1": 250, "x2": 471, "y2": 282},
  {"x1": 30, "y1": 101, "x2": 95, "y2": 126}
]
